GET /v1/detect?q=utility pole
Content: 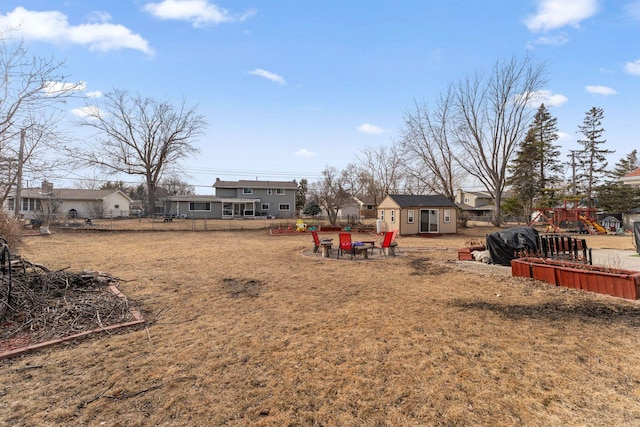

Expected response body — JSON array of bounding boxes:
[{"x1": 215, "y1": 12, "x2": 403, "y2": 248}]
[
  {"x1": 13, "y1": 129, "x2": 25, "y2": 217},
  {"x1": 570, "y1": 150, "x2": 577, "y2": 197}
]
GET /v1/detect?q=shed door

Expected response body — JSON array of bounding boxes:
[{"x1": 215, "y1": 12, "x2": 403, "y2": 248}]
[{"x1": 419, "y1": 209, "x2": 439, "y2": 233}]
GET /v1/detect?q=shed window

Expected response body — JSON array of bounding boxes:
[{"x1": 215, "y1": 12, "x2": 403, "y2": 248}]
[
  {"x1": 407, "y1": 210, "x2": 414, "y2": 224},
  {"x1": 391, "y1": 210, "x2": 395, "y2": 223},
  {"x1": 380, "y1": 210, "x2": 384, "y2": 221},
  {"x1": 444, "y1": 209, "x2": 451, "y2": 223}
]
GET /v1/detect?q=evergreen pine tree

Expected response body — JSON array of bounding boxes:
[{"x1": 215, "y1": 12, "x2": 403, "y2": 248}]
[
  {"x1": 507, "y1": 104, "x2": 562, "y2": 216},
  {"x1": 609, "y1": 149, "x2": 638, "y2": 180},
  {"x1": 575, "y1": 107, "x2": 614, "y2": 207}
]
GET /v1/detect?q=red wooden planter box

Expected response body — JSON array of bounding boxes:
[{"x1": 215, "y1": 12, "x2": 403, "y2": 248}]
[
  {"x1": 511, "y1": 258, "x2": 640, "y2": 300},
  {"x1": 457, "y1": 246, "x2": 486, "y2": 261}
]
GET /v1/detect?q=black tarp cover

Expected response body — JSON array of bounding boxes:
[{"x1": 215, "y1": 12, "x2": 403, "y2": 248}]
[{"x1": 486, "y1": 226, "x2": 540, "y2": 266}]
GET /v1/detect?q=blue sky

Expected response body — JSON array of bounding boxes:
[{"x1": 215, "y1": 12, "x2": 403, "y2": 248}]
[{"x1": 1, "y1": 0, "x2": 639, "y2": 194}]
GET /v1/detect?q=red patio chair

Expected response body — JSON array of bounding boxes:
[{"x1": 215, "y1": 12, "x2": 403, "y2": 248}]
[
  {"x1": 337, "y1": 232, "x2": 353, "y2": 259},
  {"x1": 311, "y1": 230, "x2": 321, "y2": 253},
  {"x1": 312, "y1": 230, "x2": 333, "y2": 256},
  {"x1": 376, "y1": 230, "x2": 398, "y2": 256}
]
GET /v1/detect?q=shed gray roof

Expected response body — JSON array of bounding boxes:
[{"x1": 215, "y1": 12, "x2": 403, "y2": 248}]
[{"x1": 387, "y1": 194, "x2": 457, "y2": 208}]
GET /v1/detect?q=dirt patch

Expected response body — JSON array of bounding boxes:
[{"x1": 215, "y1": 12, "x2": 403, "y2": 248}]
[{"x1": 221, "y1": 278, "x2": 265, "y2": 298}]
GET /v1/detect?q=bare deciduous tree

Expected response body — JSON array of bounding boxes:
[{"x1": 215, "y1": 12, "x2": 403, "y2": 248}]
[
  {"x1": 353, "y1": 141, "x2": 406, "y2": 204},
  {"x1": 400, "y1": 91, "x2": 462, "y2": 201},
  {"x1": 452, "y1": 55, "x2": 547, "y2": 226},
  {"x1": 0, "y1": 35, "x2": 81, "y2": 206},
  {"x1": 76, "y1": 89, "x2": 207, "y2": 213},
  {"x1": 310, "y1": 166, "x2": 352, "y2": 226}
]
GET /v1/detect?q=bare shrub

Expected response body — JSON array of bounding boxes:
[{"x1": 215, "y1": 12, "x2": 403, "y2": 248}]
[{"x1": 0, "y1": 210, "x2": 21, "y2": 247}]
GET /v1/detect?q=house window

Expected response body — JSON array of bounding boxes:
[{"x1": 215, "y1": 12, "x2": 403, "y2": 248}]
[
  {"x1": 243, "y1": 188, "x2": 252, "y2": 194},
  {"x1": 366, "y1": 205, "x2": 374, "y2": 210},
  {"x1": 223, "y1": 202, "x2": 233, "y2": 217},
  {"x1": 22, "y1": 198, "x2": 42, "y2": 211},
  {"x1": 408, "y1": 209, "x2": 414, "y2": 224},
  {"x1": 189, "y1": 202, "x2": 211, "y2": 211},
  {"x1": 464, "y1": 197, "x2": 470, "y2": 204},
  {"x1": 380, "y1": 210, "x2": 384, "y2": 221},
  {"x1": 261, "y1": 203, "x2": 269, "y2": 210},
  {"x1": 391, "y1": 210, "x2": 395, "y2": 223},
  {"x1": 114, "y1": 204, "x2": 120, "y2": 209},
  {"x1": 267, "y1": 189, "x2": 272, "y2": 195},
  {"x1": 279, "y1": 203, "x2": 290, "y2": 211},
  {"x1": 444, "y1": 209, "x2": 451, "y2": 223},
  {"x1": 276, "y1": 189, "x2": 285, "y2": 195}
]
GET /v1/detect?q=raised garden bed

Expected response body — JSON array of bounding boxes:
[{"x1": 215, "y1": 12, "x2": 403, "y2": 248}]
[
  {"x1": 511, "y1": 257, "x2": 640, "y2": 300},
  {"x1": 457, "y1": 246, "x2": 486, "y2": 261}
]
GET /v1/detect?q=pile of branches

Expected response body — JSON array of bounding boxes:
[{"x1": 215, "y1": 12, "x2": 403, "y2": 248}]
[{"x1": 1, "y1": 256, "x2": 138, "y2": 350}]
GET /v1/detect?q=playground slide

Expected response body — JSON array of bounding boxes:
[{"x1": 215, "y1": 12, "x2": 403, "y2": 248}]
[{"x1": 579, "y1": 215, "x2": 607, "y2": 234}]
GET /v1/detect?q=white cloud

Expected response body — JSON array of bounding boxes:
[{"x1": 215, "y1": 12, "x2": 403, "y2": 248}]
[
  {"x1": 624, "y1": 1, "x2": 640, "y2": 20},
  {"x1": 557, "y1": 131, "x2": 573, "y2": 143},
  {"x1": 70, "y1": 106, "x2": 101, "y2": 118},
  {"x1": 0, "y1": 7, "x2": 153, "y2": 54},
  {"x1": 585, "y1": 85, "x2": 617, "y2": 95},
  {"x1": 524, "y1": 0, "x2": 598, "y2": 32},
  {"x1": 143, "y1": 0, "x2": 256, "y2": 28},
  {"x1": 624, "y1": 59, "x2": 640, "y2": 75},
  {"x1": 86, "y1": 90, "x2": 103, "y2": 98},
  {"x1": 357, "y1": 123, "x2": 385, "y2": 135},
  {"x1": 248, "y1": 69, "x2": 286, "y2": 85},
  {"x1": 43, "y1": 80, "x2": 86, "y2": 95},
  {"x1": 532, "y1": 33, "x2": 569, "y2": 46},
  {"x1": 294, "y1": 148, "x2": 316, "y2": 158},
  {"x1": 526, "y1": 90, "x2": 569, "y2": 107}
]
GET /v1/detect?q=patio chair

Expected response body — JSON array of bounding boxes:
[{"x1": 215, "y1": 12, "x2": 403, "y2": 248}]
[
  {"x1": 376, "y1": 230, "x2": 398, "y2": 257},
  {"x1": 337, "y1": 232, "x2": 354, "y2": 259},
  {"x1": 311, "y1": 230, "x2": 322, "y2": 253}
]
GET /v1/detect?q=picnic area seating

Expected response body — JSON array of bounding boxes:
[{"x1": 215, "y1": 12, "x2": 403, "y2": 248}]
[
  {"x1": 375, "y1": 230, "x2": 398, "y2": 256},
  {"x1": 312, "y1": 231, "x2": 333, "y2": 257},
  {"x1": 337, "y1": 232, "x2": 354, "y2": 259}
]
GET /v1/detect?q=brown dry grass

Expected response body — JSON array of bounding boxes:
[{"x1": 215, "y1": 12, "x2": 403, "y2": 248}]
[{"x1": 2, "y1": 224, "x2": 640, "y2": 426}]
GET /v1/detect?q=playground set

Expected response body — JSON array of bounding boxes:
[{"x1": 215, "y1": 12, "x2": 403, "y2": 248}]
[{"x1": 529, "y1": 202, "x2": 610, "y2": 235}]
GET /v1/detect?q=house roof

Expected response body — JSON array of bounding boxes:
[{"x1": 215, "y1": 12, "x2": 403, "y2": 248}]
[
  {"x1": 387, "y1": 194, "x2": 457, "y2": 208},
  {"x1": 624, "y1": 168, "x2": 640, "y2": 178},
  {"x1": 621, "y1": 167, "x2": 640, "y2": 186},
  {"x1": 17, "y1": 188, "x2": 132, "y2": 201},
  {"x1": 213, "y1": 179, "x2": 298, "y2": 189}
]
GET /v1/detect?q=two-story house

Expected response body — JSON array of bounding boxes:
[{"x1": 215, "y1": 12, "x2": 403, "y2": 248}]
[
  {"x1": 213, "y1": 179, "x2": 298, "y2": 219},
  {"x1": 162, "y1": 179, "x2": 298, "y2": 219},
  {"x1": 455, "y1": 189, "x2": 494, "y2": 220}
]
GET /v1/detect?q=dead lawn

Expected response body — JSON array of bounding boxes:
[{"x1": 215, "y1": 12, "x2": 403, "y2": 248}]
[{"x1": 2, "y1": 225, "x2": 640, "y2": 426}]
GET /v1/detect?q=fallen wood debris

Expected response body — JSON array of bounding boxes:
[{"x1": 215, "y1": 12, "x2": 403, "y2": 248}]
[{"x1": 1, "y1": 254, "x2": 141, "y2": 354}]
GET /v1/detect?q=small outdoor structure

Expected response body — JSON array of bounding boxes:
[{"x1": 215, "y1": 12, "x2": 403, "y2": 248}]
[{"x1": 377, "y1": 194, "x2": 458, "y2": 236}]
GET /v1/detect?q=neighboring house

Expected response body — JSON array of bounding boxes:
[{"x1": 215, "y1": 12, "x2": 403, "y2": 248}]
[
  {"x1": 6, "y1": 181, "x2": 132, "y2": 220},
  {"x1": 619, "y1": 169, "x2": 640, "y2": 230},
  {"x1": 454, "y1": 189, "x2": 494, "y2": 219},
  {"x1": 306, "y1": 197, "x2": 365, "y2": 223},
  {"x1": 621, "y1": 168, "x2": 640, "y2": 186},
  {"x1": 377, "y1": 194, "x2": 458, "y2": 235},
  {"x1": 356, "y1": 196, "x2": 379, "y2": 219},
  {"x1": 161, "y1": 178, "x2": 298, "y2": 219}
]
